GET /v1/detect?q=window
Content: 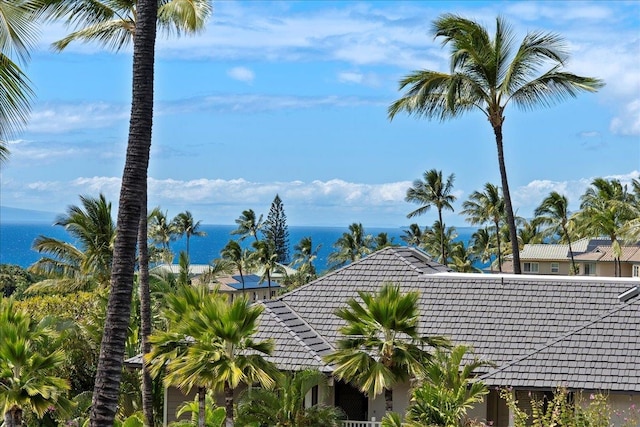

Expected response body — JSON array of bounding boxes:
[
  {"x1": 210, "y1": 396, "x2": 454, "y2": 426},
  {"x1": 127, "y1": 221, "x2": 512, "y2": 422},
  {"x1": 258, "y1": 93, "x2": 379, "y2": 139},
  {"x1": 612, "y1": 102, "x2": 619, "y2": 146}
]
[
  {"x1": 253, "y1": 292, "x2": 257, "y2": 301},
  {"x1": 523, "y1": 262, "x2": 539, "y2": 273},
  {"x1": 271, "y1": 290, "x2": 276, "y2": 298},
  {"x1": 633, "y1": 265, "x2": 640, "y2": 277},
  {"x1": 551, "y1": 262, "x2": 560, "y2": 273},
  {"x1": 583, "y1": 263, "x2": 596, "y2": 276}
]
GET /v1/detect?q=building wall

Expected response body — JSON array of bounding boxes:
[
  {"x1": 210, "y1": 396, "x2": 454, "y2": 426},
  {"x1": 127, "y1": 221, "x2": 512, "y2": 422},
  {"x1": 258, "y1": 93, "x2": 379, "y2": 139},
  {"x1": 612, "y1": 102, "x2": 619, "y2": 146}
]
[{"x1": 367, "y1": 382, "x2": 411, "y2": 422}]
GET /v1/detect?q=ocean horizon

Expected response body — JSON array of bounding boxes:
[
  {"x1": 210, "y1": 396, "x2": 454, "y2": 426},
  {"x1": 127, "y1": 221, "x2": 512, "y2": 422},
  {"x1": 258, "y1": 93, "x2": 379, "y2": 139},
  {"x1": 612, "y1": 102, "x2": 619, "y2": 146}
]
[{"x1": 0, "y1": 222, "x2": 480, "y2": 273}]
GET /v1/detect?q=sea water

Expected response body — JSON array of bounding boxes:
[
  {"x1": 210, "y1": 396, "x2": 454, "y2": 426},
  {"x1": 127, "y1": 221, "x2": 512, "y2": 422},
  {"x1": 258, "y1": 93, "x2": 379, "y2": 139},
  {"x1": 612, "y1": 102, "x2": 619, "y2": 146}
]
[{"x1": 0, "y1": 222, "x2": 478, "y2": 273}]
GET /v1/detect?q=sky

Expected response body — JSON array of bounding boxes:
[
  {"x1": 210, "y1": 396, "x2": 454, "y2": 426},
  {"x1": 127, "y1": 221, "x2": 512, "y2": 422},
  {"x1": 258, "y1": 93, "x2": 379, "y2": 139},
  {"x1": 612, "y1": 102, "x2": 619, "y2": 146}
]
[{"x1": 0, "y1": 0, "x2": 638, "y2": 227}]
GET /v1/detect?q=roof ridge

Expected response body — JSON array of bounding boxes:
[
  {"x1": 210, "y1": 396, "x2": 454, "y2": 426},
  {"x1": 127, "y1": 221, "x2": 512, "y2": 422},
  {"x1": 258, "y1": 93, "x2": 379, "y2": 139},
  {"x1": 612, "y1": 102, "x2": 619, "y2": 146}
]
[
  {"x1": 262, "y1": 300, "x2": 334, "y2": 372},
  {"x1": 479, "y1": 297, "x2": 640, "y2": 382}
]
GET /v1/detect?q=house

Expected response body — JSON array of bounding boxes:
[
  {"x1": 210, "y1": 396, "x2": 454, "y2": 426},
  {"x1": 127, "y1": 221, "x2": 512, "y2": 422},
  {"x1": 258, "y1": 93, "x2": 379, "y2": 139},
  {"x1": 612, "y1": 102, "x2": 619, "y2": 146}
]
[
  {"x1": 503, "y1": 237, "x2": 640, "y2": 277},
  {"x1": 157, "y1": 247, "x2": 640, "y2": 426}
]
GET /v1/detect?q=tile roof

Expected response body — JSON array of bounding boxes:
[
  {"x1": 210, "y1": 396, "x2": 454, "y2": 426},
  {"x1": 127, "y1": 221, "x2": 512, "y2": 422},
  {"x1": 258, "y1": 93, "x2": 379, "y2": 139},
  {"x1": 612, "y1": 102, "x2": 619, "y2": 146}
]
[
  {"x1": 573, "y1": 245, "x2": 640, "y2": 263},
  {"x1": 519, "y1": 244, "x2": 569, "y2": 260},
  {"x1": 258, "y1": 246, "x2": 640, "y2": 392}
]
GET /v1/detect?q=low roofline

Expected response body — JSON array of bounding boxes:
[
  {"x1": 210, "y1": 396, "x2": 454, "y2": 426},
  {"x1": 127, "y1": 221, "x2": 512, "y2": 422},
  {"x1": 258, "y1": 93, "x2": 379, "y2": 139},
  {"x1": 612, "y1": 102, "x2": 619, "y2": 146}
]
[{"x1": 430, "y1": 271, "x2": 640, "y2": 283}]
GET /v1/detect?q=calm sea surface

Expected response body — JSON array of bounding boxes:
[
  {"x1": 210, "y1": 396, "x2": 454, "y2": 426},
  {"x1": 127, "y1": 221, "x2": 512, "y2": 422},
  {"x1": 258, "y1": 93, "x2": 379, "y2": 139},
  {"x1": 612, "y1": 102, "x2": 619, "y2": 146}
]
[{"x1": 0, "y1": 222, "x2": 478, "y2": 273}]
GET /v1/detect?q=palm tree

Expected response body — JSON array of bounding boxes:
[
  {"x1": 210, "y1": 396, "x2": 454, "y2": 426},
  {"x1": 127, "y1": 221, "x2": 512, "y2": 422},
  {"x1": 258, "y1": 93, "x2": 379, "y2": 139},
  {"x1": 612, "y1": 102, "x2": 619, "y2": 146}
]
[
  {"x1": 28, "y1": 193, "x2": 116, "y2": 292},
  {"x1": 573, "y1": 178, "x2": 635, "y2": 277},
  {"x1": 172, "y1": 210, "x2": 206, "y2": 259},
  {"x1": 290, "y1": 236, "x2": 321, "y2": 282},
  {"x1": 148, "y1": 207, "x2": 178, "y2": 264},
  {"x1": 405, "y1": 169, "x2": 456, "y2": 263},
  {"x1": 220, "y1": 240, "x2": 249, "y2": 291},
  {"x1": 422, "y1": 220, "x2": 457, "y2": 264},
  {"x1": 517, "y1": 217, "x2": 544, "y2": 247},
  {"x1": 0, "y1": 299, "x2": 71, "y2": 427},
  {"x1": 470, "y1": 227, "x2": 494, "y2": 272},
  {"x1": 43, "y1": 1, "x2": 213, "y2": 423},
  {"x1": 324, "y1": 283, "x2": 449, "y2": 412},
  {"x1": 237, "y1": 369, "x2": 342, "y2": 427},
  {"x1": 447, "y1": 241, "x2": 480, "y2": 273},
  {"x1": 535, "y1": 191, "x2": 577, "y2": 274},
  {"x1": 231, "y1": 209, "x2": 264, "y2": 242},
  {"x1": 396, "y1": 345, "x2": 492, "y2": 427},
  {"x1": 327, "y1": 223, "x2": 374, "y2": 269},
  {"x1": 147, "y1": 286, "x2": 279, "y2": 427},
  {"x1": 252, "y1": 239, "x2": 278, "y2": 298},
  {"x1": 401, "y1": 223, "x2": 425, "y2": 248},
  {"x1": 389, "y1": 14, "x2": 604, "y2": 274},
  {"x1": 461, "y1": 183, "x2": 505, "y2": 272},
  {"x1": 621, "y1": 178, "x2": 640, "y2": 243},
  {"x1": 0, "y1": 0, "x2": 44, "y2": 164}
]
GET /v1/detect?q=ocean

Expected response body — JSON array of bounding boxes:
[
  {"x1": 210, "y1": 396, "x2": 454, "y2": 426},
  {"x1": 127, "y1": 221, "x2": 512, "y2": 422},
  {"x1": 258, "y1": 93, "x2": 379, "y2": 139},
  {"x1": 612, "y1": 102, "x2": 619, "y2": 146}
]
[{"x1": 0, "y1": 222, "x2": 478, "y2": 274}]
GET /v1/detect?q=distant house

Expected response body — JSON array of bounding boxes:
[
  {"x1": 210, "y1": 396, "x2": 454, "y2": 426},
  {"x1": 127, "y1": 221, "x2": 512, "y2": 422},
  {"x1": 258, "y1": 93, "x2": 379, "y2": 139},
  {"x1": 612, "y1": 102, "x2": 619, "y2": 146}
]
[
  {"x1": 503, "y1": 237, "x2": 640, "y2": 277},
  {"x1": 149, "y1": 247, "x2": 640, "y2": 426}
]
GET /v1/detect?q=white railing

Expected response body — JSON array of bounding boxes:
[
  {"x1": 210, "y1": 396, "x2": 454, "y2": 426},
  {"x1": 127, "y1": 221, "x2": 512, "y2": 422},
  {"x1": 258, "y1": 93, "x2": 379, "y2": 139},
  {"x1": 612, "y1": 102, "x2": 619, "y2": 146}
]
[{"x1": 341, "y1": 420, "x2": 382, "y2": 427}]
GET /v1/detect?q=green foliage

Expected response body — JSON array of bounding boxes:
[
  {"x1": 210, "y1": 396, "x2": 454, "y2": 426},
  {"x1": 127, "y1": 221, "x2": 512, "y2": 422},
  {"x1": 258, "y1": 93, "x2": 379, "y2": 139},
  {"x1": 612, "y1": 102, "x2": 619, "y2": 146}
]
[
  {"x1": 237, "y1": 369, "x2": 343, "y2": 427},
  {"x1": 327, "y1": 223, "x2": 374, "y2": 269},
  {"x1": 501, "y1": 387, "x2": 640, "y2": 427},
  {"x1": 169, "y1": 390, "x2": 225, "y2": 427},
  {"x1": 0, "y1": 264, "x2": 38, "y2": 298}
]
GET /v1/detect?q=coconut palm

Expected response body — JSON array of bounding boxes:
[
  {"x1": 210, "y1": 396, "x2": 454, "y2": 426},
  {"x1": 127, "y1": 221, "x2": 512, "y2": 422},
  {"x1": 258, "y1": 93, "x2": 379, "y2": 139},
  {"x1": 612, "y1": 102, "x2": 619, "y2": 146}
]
[
  {"x1": 422, "y1": 220, "x2": 457, "y2": 264},
  {"x1": 573, "y1": 178, "x2": 635, "y2": 277},
  {"x1": 220, "y1": 240, "x2": 251, "y2": 291},
  {"x1": 291, "y1": 236, "x2": 321, "y2": 282},
  {"x1": 327, "y1": 223, "x2": 374, "y2": 269},
  {"x1": 28, "y1": 193, "x2": 116, "y2": 292},
  {"x1": 147, "y1": 286, "x2": 278, "y2": 427},
  {"x1": 389, "y1": 14, "x2": 604, "y2": 274},
  {"x1": 148, "y1": 207, "x2": 178, "y2": 264},
  {"x1": 237, "y1": 369, "x2": 342, "y2": 427},
  {"x1": 172, "y1": 210, "x2": 206, "y2": 260},
  {"x1": 232, "y1": 209, "x2": 264, "y2": 242},
  {"x1": 461, "y1": 183, "x2": 505, "y2": 272},
  {"x1": 447, "y1": 241, "x2": 480, "y2": 273},
  {"x1": 621, "y1": 178, "x2": 640, "y2": 243},
  {"x1": 535, "y1": 191, "x2": 577, "y2": 274},
  {"x1": 324, "y1": 283, "x2": 450, "y2": 412},
  {"x1": 517, "y1": 218, "x2": 544, "y2": 247},
  {"x1": 43, "y1": 1, "x2": 214, "y2": 423},
  {"x1": 0, "y1": 0, "x2": 44, "y2": 164},
  {"x1": 401, "y1": 223, "x2": 425, "y2": 248},
  {"x1": 470, "y1": 227, "x2": 494, "y2": 273},
  {"x1": 0, "y1": 298, "x2": 71, "y2": 427},
  {"x1": 405, "y1": 169, "x2": 456, "y2": 263},
  {"x1": 252, "y1": 239, "x2": 278, "y2": 298}
]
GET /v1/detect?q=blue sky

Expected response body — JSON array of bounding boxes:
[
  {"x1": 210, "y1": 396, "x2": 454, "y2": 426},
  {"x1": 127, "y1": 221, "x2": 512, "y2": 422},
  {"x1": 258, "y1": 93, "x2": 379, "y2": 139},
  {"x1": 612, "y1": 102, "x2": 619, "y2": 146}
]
[{"x1": 1, "y1": 0, "x2": 638, "y2": 227}]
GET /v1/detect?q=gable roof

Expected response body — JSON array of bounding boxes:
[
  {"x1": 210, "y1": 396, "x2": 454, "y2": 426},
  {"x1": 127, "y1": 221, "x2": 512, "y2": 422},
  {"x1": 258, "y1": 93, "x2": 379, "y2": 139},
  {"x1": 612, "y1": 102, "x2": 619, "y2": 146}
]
[
  {"x1": 573, "y1": 245, "x2": 640, "y2": 263},
  {"x1": 257, "y1": 246, "x2": 640, "y2": 392}
]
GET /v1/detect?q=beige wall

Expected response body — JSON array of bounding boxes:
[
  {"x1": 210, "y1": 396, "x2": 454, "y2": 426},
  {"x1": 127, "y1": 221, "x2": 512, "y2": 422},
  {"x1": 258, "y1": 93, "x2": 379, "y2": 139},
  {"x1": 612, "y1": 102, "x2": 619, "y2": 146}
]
[{"x1": 368, "y1": 382, "x2": 411, "y2": 422}]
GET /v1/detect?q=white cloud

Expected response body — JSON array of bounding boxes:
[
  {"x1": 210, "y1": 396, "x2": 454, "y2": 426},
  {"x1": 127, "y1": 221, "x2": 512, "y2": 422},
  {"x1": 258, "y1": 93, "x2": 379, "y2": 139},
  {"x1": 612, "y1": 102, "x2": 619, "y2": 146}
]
[
  {"x1": 610, "y1": 99, "x2": 640, "y2": 136},
  {"x1": 28, "y1": 102, "x2": 129, "y2": 134},
  {"x1": 227, "y1": 66, "x2": 255, "y2": 83}
]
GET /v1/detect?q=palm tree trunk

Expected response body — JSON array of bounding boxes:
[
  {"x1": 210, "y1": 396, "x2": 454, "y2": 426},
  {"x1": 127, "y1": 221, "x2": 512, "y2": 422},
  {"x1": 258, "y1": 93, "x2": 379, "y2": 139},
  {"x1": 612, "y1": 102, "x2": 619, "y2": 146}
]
[
  {"x1": 138, "y1": 188, "x2": 154, "y2": 426},
  {"x1": 494, "y1": 219, "x2": 502, "y2": 273},
  {"x1": 493, "y1": 123, "x2": 521, "y2": 274},
  {"x1": 4, "y1": 406, "x2": 22, "y2": 427},
  {"x1": 198, "y1": 386, "x2": 206, "y2": 427},
  {"x1": 224, "y1": 382, "x2": 234, "y2": 427},
  {"x1": 438, "y1": 209, "x2": 445, "y2": 264},
  {"x1": 563, "y1": 225, "x2": 577, "y2": 275},
  {"x1": 267, "y1": 270, "x2": 272, "y2": 299},
  {"x1": 90, "y1": 0, "x2": 157, "y2": 424}
]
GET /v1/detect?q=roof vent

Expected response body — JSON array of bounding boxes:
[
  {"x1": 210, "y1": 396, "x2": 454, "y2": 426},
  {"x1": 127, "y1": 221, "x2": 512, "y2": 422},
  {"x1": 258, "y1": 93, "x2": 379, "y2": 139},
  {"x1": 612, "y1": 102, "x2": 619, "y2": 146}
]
[{"x1": 618, "y1": 286, "x2": 639, "y2": 303}]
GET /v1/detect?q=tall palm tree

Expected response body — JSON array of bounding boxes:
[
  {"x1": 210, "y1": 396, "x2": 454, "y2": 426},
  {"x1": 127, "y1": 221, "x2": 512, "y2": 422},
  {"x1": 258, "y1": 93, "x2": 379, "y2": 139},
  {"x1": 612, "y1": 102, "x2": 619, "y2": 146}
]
[
  {"x1": 324, "y1": 283, "x2": 449, "y2": 412},
  {"x1": 147, "y1": 286, "x2": 279, "y2": 427},
  {"x1": 461, "y1": 183, "x2": 505, "y2": 272},
  {"x1": 28, "y1": 194, "x2": 116, "y2": 292},
  {"x1": 232, "y1": 209, "x2": 264, "y2": 242},
  {"x1": 389, "y1": 14, "x2": 604, "y2": 274},
  {"x1": 470, "y1": 227, "x2": 494, "y2": 273},
  {"x1": 0, "y1": 299, "x2": 71, "y2": 427},
  {"x1": 327, "y1": 223, "x2": 374, "y2": 269},
  {"x1": 422, "y1": 220, "x2": 457, "y2": 264},
  {"x1": 401, "y1": 223, "x2": 425, "y2": 248},
  {"x1": 252, "y1": 239, "x2": 278, "y2": 298},
  {"x1": 535, "y1": 191, "x2": 577, "y2": 274},
  {"x1": 220, "y1": 240, "x2": 248, "y2": 291},
  {"x1": 291, "y1": 236, "x2": 321, "y2": 279},
  {"x1": 43, "y1": 2, "x2": 213, "y2": 424},
  {"x1": 405, "y1": 169, "x2": 456, "y2": 263},
  {"x1": 172, "y1": 210, "x2": 206, "y2": 260},
  {"x1": 447, "y1": 241, "x2": 480, "y2": 273},
  {"x1": 148, "y1": 207, "x2": 178, "y2": 264},
  {"x1": 0, "y1": 0, "x2": 43, "y2": 164},
  {"x1": 573, "y1": 178, "x2": 635, "y2": 277}
]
